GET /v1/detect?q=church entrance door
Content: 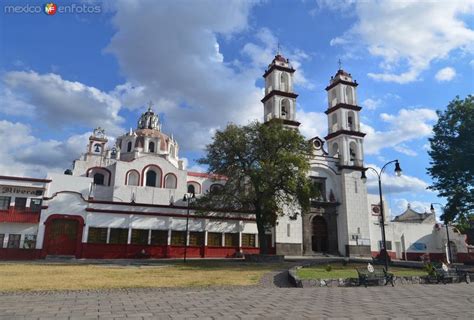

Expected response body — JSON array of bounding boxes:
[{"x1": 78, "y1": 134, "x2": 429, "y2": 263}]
[
  {"x1": 311, "y1": 216, "x2": 328, "y2": 252},
  {"x1": 45, "y1": 219, "x2": 80, "y2": 256}
]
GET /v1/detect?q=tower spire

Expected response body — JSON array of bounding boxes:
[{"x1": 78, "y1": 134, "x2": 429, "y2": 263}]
[{"x1": 338, "y1": 58, "x2": 342, "y2": 70}]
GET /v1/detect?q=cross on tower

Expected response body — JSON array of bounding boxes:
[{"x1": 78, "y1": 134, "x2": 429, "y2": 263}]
[
  {"x1": 277, "y1": 42, "x2": 281, "y2": 55},
  {"x1": 338, "y1": 59, "x2": 342, "y2": 70},
  {"x1": 147, "y1": 100, "x2": 154, "y2": 111}
]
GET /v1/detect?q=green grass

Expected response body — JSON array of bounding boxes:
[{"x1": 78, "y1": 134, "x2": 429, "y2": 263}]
[
  {"x1": 296, "y1": 264, "x2": 427, "y2": 280},
  {"x1": 0, "y1": 261, "x2": 291, "y2": 292}
]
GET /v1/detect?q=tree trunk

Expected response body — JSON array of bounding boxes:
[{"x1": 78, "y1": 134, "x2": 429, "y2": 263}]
[{"x1": 255, "y1": 208, "x2": 268, "y2": 254}]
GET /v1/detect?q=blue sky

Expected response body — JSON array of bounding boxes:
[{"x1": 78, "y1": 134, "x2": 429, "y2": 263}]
[{"x1": 0, "y1": 0, "x2": 473, "y2": 217}]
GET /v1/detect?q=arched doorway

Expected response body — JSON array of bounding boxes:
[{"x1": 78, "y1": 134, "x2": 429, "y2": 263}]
[
  {"x1": 312, "y1": 216, "x2": 328, "y2": 252},
  {"x1": 44, "y1": 215, "x2": 83, "y2": 257}
]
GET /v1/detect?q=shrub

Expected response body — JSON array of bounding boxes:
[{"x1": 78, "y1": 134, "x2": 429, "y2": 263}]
[
  {"x1": 423, "y1": 262, "x2": 436, "y2": 276},
  {"x1": 325, "y1": 264, "x2": 332, "y2": 272}
]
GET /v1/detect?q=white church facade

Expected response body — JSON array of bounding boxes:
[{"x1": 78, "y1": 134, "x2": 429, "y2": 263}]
[{"x1": 0, "y1": 54, "x2": 472, "y2": 262}]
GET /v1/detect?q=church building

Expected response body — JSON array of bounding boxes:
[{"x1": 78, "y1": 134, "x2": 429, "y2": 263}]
[{"x1": 0, "y1": 54, "x2": 472, "y2": 262}]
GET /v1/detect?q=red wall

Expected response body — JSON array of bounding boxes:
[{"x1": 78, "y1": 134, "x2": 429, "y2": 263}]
[
  {"x1": 371, "y1": 251, "x2": 397, "y2": 259},
  {"x1": 0, "y1": 249, "x2": 42, "y2": 260}
]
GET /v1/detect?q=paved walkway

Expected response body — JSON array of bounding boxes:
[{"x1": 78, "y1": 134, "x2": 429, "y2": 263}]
[{"x1": 0, "y1": 284, "x2": 473, "y2": 319}]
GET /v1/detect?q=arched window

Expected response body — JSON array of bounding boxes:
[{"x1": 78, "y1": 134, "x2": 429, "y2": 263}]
[
  {"x1": 280, "y1": 72, "x2": 289, "y2": 92},
  {"x1": 331, "y1": 114, "x2": 338, "y2": 132},
  {"x1": 187, "y1": 181, "x2": 201, "y2": 194},
  {"x1": 146, "y1": 170, "x2": 157, "y2": 187},
  {"x1": 345, "y1": 86, "x2": 353, "y2": 105},
  {"x1": 349, "y1": 141, "x2": 357, "y2": 161},
  {"x1": 281, "y1": 99, "x2": 290, "y2": 119},
  {"x1": 187, "y1": 184, "x2": 195, "y2": 194},
  {"x1": 126, "y1": 170, "x2": 140, "y2": 186},
  {"x1": 331, "y1": 143, "x2": 339, "y2": 157},
  {"x1": 164, "y1": 173, "x2": 177, "y2": 189},
  {"x1": 347, "y1": 111, "x2": 355, "y2": 131},
  {"x1": 93, "y1": 173, "x2": 105, "y2": 185},
  {"x1": 87, "y1": 167, "x2": 111, "y2": 186},
  {"x1": 149, "y1": 141, "x2": 155, "y2": 153},
  {"x1": 142, "y1": 165, "x2": 162, "y2": 187},
  {"x1": 127, "y1": 141, "x2": 132, "y2": 152},
  {"x1": 170, "y1": 145, "x2": 176, "y2": 158},
  {"x1": 330, "y1": 89, "x2": 337, "y2": 105},
  {"x1": 210, "y1": 184, "x2": 223, "y2": 193}
]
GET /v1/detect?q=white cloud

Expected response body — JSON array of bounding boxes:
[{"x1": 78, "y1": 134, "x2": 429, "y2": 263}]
[
  {"x1": 393, "y1": 144, "x2": 417, "y2": 157},
  {"x1": 315, "y1": 0, "x2": 356, "y2": 12},
  {"x1": 296, "y1": 110, "x2": 327, "y2": 139},
  {"x1": 2, "y1": 71, "x2": 124, "y2": 135},
  {"x1": 0, "y1": 120, "x2": 90, "y2": 177},
  {"x1": 435, "y1": 67, "x2": 456, "y2": 82},
  {"x1": 362, "y1": 98, "x2": 382, "y2": 110},
  {"x1": 362, "y1": 108, "x2": 438, "y2": 155},
  {"x1": 181, "y1": 157, "x2": 207, "y2": 173},
  {"x1": 364, "y1": 163, "x2": 431, "y2": 195},
  {"x1": 393, "y1": 198, "x2": 433, "y2": 216},
  {"x1": 105, "y1": 0, "x2": 263, "y2": 151},
  {"x1": 241, "y1": 28, "x2": 315, "y2": 89},
  {"x1": 328, "y1": 1, "x2": 474, "y2": 83}
]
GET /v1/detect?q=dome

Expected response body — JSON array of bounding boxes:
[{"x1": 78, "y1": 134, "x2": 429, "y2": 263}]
[
  {"x1": 137, "y1": 104, "x2": 160, "y2": 130},
  {"x1": 274, "y1": 54, "x2": 287, "y2": 62}
]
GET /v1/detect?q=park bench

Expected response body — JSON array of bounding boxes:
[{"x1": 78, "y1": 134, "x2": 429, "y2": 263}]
[
  {"x1": 434, "y1": 265, "x2": 470, "y2": 284},
  {"x1": 356, "y1": 265, "x2": 394, "y2": 287}
]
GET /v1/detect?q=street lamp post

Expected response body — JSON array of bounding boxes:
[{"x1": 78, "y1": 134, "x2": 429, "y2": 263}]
[
  {"x1": 183, "y1": 192, "x2": 195, "y2": 263},
  {"x1": 430, "y1": 203, "x2": 452, "y2": 264},
  {"x1": 361, "y1": 160, "x2": 402, "y2": 271}
]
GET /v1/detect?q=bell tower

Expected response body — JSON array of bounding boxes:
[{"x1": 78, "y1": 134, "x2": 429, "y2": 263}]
[
  {"x1": 87, "y1": 127, "x2": 108, "y2": 156},
  {"x1": 324, "y1": 68, "x2": 365, "y2": 167},
  {"x1": 324, "y1": 67, "x2": 371, "y2": 257},
  {"x1": 261, "y1": 54, "x2": 300, "y2": 128}
]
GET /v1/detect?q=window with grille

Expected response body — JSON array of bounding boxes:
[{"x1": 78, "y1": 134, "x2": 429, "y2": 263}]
[
  {"x1": 23, "y1": 234, "x2": 36, "y2": 249},
  {"x1": 7, "y1": 234, "x2": 21, "y2": 248},
  {"x1": 109, "y1": 228, "x2": 129, "y2": 244},
  {"x1": 14, "y1": 197, "x2": 27, "y2": 211},
  {"x1": 207, "y1": 232, "x2": 222, "y2": 246},
  {"x1": 189, "y1": 232, "x2": 204, "y2": 246},
  {"x1": 87, "y1": 227, "x2": 108, "y2": 244},
  {"x1": 0, "y1": 196, "x2": 10, "y2": 210},
  {"x1": 378, "y1": 240, "x2": 392, "y2": 251},
  {"x1": 224, "y1": 233, "x2": 239, "y2": 247},
  {"x1": 242, "y1": 234, "x2": 256, "y2": 247},
  {"x1": 0, "y1": 234, "x2": 4, "y2": 248},
  {"x1": 131, "y1": 229, "x2": 149, "y2": 245},
  {"x1": 170, "y1": 231, "x2": 186, "y2": 246},
  {"x1": 150, "y1": 230, "x2": 168, "y2": 245},
  {"x1": 30, "y1": 199, "x2": 42, "y2": 212}
]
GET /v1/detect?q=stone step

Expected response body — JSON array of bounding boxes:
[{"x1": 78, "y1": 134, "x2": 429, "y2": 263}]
[{"x1": 45, "y1": 255, "x2": 76, "y2": 260}]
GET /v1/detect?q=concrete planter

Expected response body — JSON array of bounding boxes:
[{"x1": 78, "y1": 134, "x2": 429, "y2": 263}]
[{"x1": 287, "y1": 265, "x2": 468, "y2": 287}]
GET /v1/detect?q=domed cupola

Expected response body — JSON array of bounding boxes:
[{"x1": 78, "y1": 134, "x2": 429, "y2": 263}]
[{"x1": 137, "y1": 103, "x2": 161, "y2": 131}]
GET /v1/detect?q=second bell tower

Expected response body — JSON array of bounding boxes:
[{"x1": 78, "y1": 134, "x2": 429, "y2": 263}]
[{"x1": 261, "y1": 54, "x2": 300, "y2": 128}]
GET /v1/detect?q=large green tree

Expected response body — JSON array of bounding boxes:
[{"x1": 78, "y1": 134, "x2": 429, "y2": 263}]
[
  {"x1": 427, "y1": 95, "x2": 474, "y2": 222},
  {"x1": 196, "y1": 120, "x2": 315, "y2": 253}
]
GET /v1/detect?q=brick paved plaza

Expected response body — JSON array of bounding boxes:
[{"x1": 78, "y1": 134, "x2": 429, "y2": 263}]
[{"x1": 0, "y1": 284, "x2": 473, "y2": 320}]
